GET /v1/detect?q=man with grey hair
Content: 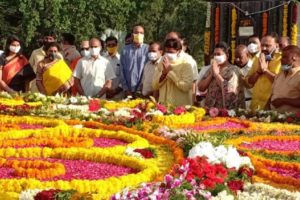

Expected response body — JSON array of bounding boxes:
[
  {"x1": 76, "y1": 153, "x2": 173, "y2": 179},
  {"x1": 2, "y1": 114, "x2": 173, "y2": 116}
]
[
  {"x1": 234, "y1": 44, "x2": 253, "y2": 108},
  {"x1": 73, "y1": 38, "x2": 116, "y2": 98}
]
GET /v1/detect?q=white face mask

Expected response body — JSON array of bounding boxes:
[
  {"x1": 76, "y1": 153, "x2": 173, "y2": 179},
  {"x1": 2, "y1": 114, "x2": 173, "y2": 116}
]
[
  {"x1": 247, "y1": 43, "x2": 258, "y2": 54},
  {"x1": 214, "y1": 54, "x2": 226, "y2": 64},
  {"x1": 90, "y1": 47, "x2": 101, "y2": 56},
  {"x1": 9, "y1": 45, "x2": 21, "y2": 54},
  {"x1": 148, "y1": 52, "x2": 158, "y2": 61},
  {"x1": 165, "y1": 53, "x2": 178, "y2": 62},
  {"x1": 81, "y1": 49, "x2": 90, "y2": 57}
]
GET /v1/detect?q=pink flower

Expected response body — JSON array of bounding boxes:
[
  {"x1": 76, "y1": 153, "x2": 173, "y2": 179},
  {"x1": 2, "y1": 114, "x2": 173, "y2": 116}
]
[
  {"x1": 209, "y1": 107, "x2": 219, "y2": 117},
  {"x1": 173, "y1": 106, "x2": 186, "y2": 115},
  {"x1": 156, "y1": 104, "x2": 167, "y2": 114}
]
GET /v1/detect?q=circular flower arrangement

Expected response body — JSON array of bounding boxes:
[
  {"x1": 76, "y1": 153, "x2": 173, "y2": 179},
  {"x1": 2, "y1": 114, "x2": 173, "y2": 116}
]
[{"x1": 0, "y1": 115, "x2": 182, "y2": 199}]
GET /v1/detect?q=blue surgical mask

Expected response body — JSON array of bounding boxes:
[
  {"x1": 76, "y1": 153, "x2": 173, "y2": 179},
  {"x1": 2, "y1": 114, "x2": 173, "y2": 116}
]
[
  {"x1": 281, "y1": 64, "x2": 292, "y2": 72},
  {"x1": 265, "y1": 49, "x2": 275, "y2": 62}
]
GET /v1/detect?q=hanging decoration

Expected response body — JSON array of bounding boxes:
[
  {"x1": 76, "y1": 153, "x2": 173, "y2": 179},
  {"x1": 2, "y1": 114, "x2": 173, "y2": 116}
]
[
  {"x1": 215, "y1": 6, "x2": 220, "y2": 44},
  {"x1": 262, "y1": 12, "x2": 268, "y2": 36},
  {"x1": 291, "y1": 3, "x2": 298, "y2": 45},
  {"x1": 204, "y1": 2, "x2": 212, "y2": 56},
  {"x1": 282, "y1": 4, "x2": 288, "y2": 37},
  {"x1": 231, "y1": 7, "x2": 237, "y2": 64}
]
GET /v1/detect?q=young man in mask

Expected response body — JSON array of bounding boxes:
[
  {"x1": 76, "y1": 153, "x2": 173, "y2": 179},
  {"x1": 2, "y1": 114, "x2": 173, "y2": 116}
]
[
  {"x1": 120, "y1": 25, "x2": 148, "y2": 98},
  {"x1": 105, "y1": 36, "x2": 123, "y2": 100},
  {"x1": 69, "y1": 40, "x2": 90, "y2": 96},
  {"x1": 29, "y1": 31, "x2": 63, "y2": 92},
  {"x1": 271, "y1": 45, "x2": 300, "y2": 113},
  {"x1": 141, "y1": 42, "x2": 162, "y2": 99},
  {"x1": 247, "y1": 35, "x2": 261, "y2": 59},
  {"x1": 246, "y1": 35, "x2": 281, "y2": 111},
  {"x1": 73, "y1": 38, "x2": 116, "y2": 98}
]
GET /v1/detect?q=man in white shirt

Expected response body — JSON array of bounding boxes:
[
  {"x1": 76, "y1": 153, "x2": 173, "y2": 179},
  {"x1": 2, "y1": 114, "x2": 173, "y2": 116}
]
[
  {"x1": 234, "y1": 44, "x2": 253, "y2": 108},
  {"x1": 105, "y1": 36, "x2": 123, "y2": 100},
  {"x1": 142, "y1": 42, "x2": 162, "y2": 99},
  {"x1": 73, "y1": 38, "x2": 116, "y2": 98}
]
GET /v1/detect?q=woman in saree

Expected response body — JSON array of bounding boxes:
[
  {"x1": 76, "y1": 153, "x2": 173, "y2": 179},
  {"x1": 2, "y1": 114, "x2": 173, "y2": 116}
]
[
  {"x1": 0, "y1": 35, "x2": 35, "y2": 93},
  {"x1": 198, "y1": 42, "x2": 245, "y2": 109},
  {"x1": 36, "y1": 42, "x2": 73, "y2": 95}
]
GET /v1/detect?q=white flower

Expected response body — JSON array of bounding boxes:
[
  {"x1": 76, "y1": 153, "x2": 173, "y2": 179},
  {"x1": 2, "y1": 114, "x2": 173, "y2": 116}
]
[
  {"x1": 73, "y1": 124, "x2": 83, "y2": 129},
  {"x1": 114, "y1": 108, "x2": 132, "y2": 118},
  {"x1": 69, "y1": 97, "x2": 78, "y2": 104},
  {"x1": 99, "y1": 108, "x2": 110, "y2": 115},
  {"x1": 79, "y1": 96, "x2": 88, "y2": 104},
  {"x1": 228, "y1": 110, "x2": 236, "y2": 117},
  {"x1": 189, "y1": 142, "x2": 253, "y2": 170},
  {"x1": 125, "y1": 147, "x2": 143, "y2": 158},
  {"x1": 19, "y1": 189, "x2": 42, "y2": 200},
  {"x1": 212, "y1": 190, "x2": 234, "y2": 200},
  {"x1": 224, "y1": 146, "x2": 242, "y2": 169},
  {"x1": 146, "y1": 110, "x2": 164, "y2": 116}
]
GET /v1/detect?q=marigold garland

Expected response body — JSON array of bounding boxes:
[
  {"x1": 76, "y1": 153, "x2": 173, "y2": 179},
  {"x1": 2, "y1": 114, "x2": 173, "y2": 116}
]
[
  {"x1": 282, "y1": 4, "x2": 288, "y2": 37},
  {"x1": 231, "y1": 7, "x2": 237, "y2": 64},
  {"x1": 4, "y1": 159, "x2": 66, "y2": 179},
  {"x1": 204, "y1": 31, "x2": 211, "y2": 56},
  {"x1": 249, "y1": 155, "x2": 300, "y2": 191}
]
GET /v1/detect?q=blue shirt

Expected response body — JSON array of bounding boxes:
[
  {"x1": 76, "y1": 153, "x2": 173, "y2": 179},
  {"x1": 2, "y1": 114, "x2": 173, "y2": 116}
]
[{"x1": 120, "y1": 44, "x2": 148, "y2": 92}]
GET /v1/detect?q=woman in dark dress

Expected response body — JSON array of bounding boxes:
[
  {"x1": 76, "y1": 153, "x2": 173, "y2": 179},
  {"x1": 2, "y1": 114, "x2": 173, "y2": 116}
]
[{"x1": 0, "y1": 35, "x2": 35, "y2": 93}]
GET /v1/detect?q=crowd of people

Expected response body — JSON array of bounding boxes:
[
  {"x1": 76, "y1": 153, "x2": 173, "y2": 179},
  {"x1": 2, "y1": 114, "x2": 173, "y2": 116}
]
[{"x1": 0, "y1": 24, "x2": 299, "y2": 113}]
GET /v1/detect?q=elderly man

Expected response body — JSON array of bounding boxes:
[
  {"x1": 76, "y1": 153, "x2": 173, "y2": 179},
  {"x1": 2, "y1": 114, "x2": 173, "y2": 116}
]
[
  {"x1": 271, "y1": 45, "x2": 300, "y2": 113},
  {"x1": 120, "y1": 25, "x2": 148, "y2": 97},
  {"x1": 234, "y1": 45, "x2": 253, "y2": 108},
  {"x1": 246, "y1": 35, "x2": 281, "y2": 111},
  {"x1": 165, "y1": 32, "x2": 198, "y2": 104},
  {"x1": 73, "y1": 38, "x2": 115, "y2": 98}
]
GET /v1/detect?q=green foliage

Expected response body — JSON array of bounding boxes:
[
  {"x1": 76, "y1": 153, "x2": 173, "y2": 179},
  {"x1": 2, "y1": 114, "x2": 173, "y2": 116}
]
[{"x1": 1, "y1": 0, "x2": 207, "y2": 63}]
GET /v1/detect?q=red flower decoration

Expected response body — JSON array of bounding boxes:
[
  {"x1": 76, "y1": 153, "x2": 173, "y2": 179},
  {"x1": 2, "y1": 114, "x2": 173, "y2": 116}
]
[
  {"x1": 133, "y1": 148, "x2": 154, "y2": 158},
  {"x1": 287, "y1": 117, "x2": 294, "y2": 123},
  {"x1": 238, "y1": 166, "x2": 253, "y2": 178},
  {"x1": 173, "y1": 106, "x2": 186, "y2": 115},
  {"x1": 156, "y1": 103, "x2": 167, "y2": 114},
  {"x1": 227, "y1": 180, "x2": 244, "y2": 193},
  {"x1": 88, "y1": 99, "x2": 100, "y2": 112},
  {"x1": 296, "y1": 112, "x2": 300, "y2": 119},
  {"x1": 219, "y1": 109, "x2": 229, "y2": 117},
  {"x1": 34, "y1": 189, "x2": 61, "y2": 200}
]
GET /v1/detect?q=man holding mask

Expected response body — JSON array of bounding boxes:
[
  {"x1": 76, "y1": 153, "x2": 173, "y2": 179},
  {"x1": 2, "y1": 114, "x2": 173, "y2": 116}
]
[
  {"x1": 271, "y1": 45, "x2": 300, "y2": 113},
  {"x1": 246, "y1": 35, "x2": 281, "y2": 111},
  {"x1": 73, "y1": 38, "x2": 115, "y2": 98},
  {"x1": 120, "y1": 25, "x2": 148, "y2": 98}
]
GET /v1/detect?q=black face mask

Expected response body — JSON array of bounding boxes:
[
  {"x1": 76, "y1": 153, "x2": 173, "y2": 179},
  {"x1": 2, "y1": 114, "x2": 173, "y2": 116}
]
[{"x1": 48, "y1": 52, "x2": 57, "y2": 61}]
